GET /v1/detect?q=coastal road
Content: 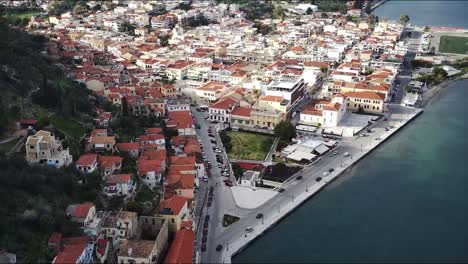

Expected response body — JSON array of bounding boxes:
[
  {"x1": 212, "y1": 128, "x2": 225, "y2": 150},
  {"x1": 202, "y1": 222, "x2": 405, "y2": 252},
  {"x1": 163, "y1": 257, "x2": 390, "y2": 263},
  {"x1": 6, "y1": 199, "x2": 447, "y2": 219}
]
[{"x1": 205, "y1": 105, "x2": 418, "y2": 264}]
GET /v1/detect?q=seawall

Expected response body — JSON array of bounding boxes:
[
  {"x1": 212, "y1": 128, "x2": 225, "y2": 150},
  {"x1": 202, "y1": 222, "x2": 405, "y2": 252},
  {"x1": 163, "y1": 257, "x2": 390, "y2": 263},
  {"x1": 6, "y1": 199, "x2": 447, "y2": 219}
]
[{"x1": 225, "y1": 108, "x2": 424, "y2": 263}]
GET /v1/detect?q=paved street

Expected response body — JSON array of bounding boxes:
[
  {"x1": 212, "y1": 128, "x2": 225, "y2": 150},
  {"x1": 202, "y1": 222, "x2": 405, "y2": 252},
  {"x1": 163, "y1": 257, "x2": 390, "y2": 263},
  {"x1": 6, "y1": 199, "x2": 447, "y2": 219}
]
[
  {"x1": 202, "y1": 105, "x2": 421, "y2": 264},
  {"x1": 191, "y1": 107, "x2": 252, "y2": 262}
]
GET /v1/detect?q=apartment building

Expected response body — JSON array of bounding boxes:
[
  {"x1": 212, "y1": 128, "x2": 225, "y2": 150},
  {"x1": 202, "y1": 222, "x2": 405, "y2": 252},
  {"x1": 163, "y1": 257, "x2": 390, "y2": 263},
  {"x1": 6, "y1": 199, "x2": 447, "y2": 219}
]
[{"x1": 25, "y1": 130, "x2": 73, "y2": 168}]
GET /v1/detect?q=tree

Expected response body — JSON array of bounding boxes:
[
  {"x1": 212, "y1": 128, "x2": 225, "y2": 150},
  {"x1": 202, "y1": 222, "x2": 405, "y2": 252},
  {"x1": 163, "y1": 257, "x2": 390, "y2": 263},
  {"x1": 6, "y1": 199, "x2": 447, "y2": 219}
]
[
  {"x1": 399, "y1": 14, "x2": 410, "y2": 26},
  {"x1": 92, "y1": 4, "x2": 101, "y2": 11},
  {"x1": 320, "y1": 66, "x2": 328, "y2": 74},
  {"x1": 353, "y1": 0, "x2": 364, "y2": 9},
  {"x1": 273, "y1": 5, "x2": 284, "y2": 21},
  {"x1": 365, "y1": 1, "x2": 372, "y2": 15},
  {"x1": 274, "y1": 121, "x2": 296, "y2": 142},
  {"x1": 121, "y1": 96, "x2": 129, "y2": 116},
  {"x1": 321, "y1": 12, "x2": 329, "y2": 19},
  {"x1": 404, "y1": 85, "x2": 411, "y2": 93}
]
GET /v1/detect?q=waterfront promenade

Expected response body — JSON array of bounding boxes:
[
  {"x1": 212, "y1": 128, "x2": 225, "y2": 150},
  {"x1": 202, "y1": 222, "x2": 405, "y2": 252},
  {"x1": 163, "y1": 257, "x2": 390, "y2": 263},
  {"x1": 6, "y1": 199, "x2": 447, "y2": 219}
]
[{"x1": 205, "y1": 105, "x2": 423, "y2": 264}]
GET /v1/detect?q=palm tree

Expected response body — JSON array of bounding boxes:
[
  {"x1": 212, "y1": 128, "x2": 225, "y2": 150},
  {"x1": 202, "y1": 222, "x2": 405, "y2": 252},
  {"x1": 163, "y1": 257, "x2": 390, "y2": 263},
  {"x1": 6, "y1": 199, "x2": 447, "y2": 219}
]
[{"x1": 399, "y1": 14, "x2": 410, "y2": 27}]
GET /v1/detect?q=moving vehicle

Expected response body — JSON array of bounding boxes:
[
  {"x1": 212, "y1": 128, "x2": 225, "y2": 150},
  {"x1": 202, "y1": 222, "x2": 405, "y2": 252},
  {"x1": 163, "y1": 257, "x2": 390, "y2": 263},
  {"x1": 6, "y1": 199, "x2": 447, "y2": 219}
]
[
  {"x1": 256, "y1": 213, "x2": 263, "y2": 219},
  {"x1": 315, "y1": 177, "x2": 322, "y2": 182},
  {"x1": 296, "y1": 175, "x2": 303, "y2": 180},
  {"x1": 343, "y1": 152, "x2": 350, "y2": 157}
]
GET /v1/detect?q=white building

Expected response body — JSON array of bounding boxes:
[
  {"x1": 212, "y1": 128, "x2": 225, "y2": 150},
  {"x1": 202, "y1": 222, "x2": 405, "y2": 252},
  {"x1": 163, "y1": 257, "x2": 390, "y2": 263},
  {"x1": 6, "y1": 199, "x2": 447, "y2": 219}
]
[
  {"x1": 240, "y1": 170, "x2": 259, "y2": 189},
  {"x1": 264, "y1": 75, "x2": 306, "y2": 106},
  {"x1": 300, "y1": 95, "x2": 347, "y2": 127}
]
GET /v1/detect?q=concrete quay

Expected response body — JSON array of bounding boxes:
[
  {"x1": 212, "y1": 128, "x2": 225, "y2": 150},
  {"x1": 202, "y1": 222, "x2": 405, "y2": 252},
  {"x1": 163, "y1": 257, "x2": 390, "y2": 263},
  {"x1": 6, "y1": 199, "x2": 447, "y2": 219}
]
[{"x1": 215, "y1": 106, "x2": 423, "y2": 264}]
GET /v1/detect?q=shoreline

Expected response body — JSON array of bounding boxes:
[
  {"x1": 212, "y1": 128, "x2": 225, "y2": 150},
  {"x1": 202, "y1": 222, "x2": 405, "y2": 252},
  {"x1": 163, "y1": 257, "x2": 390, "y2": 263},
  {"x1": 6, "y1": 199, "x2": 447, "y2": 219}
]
[
  {"x1": 225, "y1": 107, "x2": 424, "y2": 263},
  {"x1": 419, "y1": 73, "x2": 468, "y2": 108}
]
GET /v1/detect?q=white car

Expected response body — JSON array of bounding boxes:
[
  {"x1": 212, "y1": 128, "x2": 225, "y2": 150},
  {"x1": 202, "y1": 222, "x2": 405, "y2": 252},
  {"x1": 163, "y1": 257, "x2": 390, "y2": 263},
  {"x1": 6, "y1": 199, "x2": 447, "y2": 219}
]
[
  {"x1": 323, "y1": 171, "x2": 330, "y2": 177},
  {"x1": 343, "y1": 152, "x2": 350, "y2": 157},
  {"x1": 203, "y1": 176, "x2": 208, "y2": 182},
  {"x1": 215, "y1": 150, "x2": 222, "y2": 153}
]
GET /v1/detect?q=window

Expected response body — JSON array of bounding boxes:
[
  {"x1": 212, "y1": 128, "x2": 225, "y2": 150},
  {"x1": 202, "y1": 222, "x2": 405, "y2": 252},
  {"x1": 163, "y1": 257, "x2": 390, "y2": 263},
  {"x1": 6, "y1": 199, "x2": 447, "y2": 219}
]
[
  {"x1": 171, "y1": 218, "x2": 175, "y2": 223},
  {"x1": 29, "y1": 145, "x2": 34, "y2": 149}
]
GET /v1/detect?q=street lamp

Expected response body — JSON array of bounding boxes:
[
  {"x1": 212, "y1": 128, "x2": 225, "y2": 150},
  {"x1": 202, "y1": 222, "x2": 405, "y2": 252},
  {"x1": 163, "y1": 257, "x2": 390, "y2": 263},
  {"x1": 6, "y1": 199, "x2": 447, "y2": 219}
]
[
  {"x1": 360, "y1": 143, "x2": 363, "y2": 152},
  {"x1": 306, "y1": 185, "x2": 309, "y2": 192}
]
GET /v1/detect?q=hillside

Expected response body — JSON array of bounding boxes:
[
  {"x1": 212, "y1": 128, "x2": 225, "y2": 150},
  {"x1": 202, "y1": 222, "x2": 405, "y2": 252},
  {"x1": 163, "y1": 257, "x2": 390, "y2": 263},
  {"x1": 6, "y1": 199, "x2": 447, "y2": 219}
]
[{"x1": 0, "y1": 19, "x2": 94, "y2": 136}]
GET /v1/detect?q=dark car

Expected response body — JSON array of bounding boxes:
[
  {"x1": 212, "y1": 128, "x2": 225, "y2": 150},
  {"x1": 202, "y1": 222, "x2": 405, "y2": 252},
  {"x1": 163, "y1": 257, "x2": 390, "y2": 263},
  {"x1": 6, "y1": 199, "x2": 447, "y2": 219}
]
[
  {"x1": 256, "y1": 213, "x2": 263, "y2": 219},
  {"x1": 207, "y1": 201, "x2": 212, "y2": 207},
  {"x1": 202, "y1": 236, "x2": 207, "y2": 243},
  {"x1": 202, "y1": 244, "x2": 207, "y2": 252},
  {"x1": 328, "y1": 168, "x2": 334, "y2": 173},
  {"x1": 315, "y1": 177, "x2": 322, "y2": 182},
  {"x1": 204, "y1": 221, "x2": 208, "y2": 228},
  {"x1": 205, "y1": 215, "x2": 210, "y2": 222},
  {"x1": 225, "y1": 181, "x2": 233, "y2": 187},
  {"x1": 277, "y1": 188, "x2": 285, "y2": 193},
  {"x1": 296, "y1": 175, "x2": 303, "y2": 180},
  {"x1": 216, "y1": 244, "x2": 223, "y2": 252},
  {"x1": 203, "y1": 228, "x2": 208, "y2": 235}
]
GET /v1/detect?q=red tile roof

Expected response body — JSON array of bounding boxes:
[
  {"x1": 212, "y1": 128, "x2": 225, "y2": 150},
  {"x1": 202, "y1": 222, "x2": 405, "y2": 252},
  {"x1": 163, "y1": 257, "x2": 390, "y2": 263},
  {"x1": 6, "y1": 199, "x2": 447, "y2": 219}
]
[
  {"x1": 169, "y1": 156, "x2": 195, "y2": 166},
  {"x1": 210, "y1": 97, "x2": 237, "y2": 110},
  {"x1": 231, "y1": 107, "x2": 252, "y2": 117},
  {"x1": 164, "y1": 228, "x2": 195, "y2": 264},
  {"x1": 106, "y1": 174, "x2": 132, "y2": 184},
  {"x1": 98, "y1": 156, "x2": 123, "y2": 169},
  {"x1": 70, "y1": 203, "x2": 94, "y2": 218},
  {"x1": 158, "y1": 195, "x2": 187, "y2": 215},
  {"x1": 76, "y1": 154, "x2": 98, "y2": 167},
  {"x1": 343, "y1": 91, "x2": 385, "y2": 101},
  {"x1": 53, "y1": 241, "x2": 87, "y2": 264},
  {"x1": 116, "y1": 142, "x2": 139, "y2": 152}
]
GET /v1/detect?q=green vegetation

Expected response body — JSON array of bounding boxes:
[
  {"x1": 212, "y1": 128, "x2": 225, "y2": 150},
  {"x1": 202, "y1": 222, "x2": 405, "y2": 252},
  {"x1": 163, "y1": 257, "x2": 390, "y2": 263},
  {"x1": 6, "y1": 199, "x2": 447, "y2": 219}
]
[
  {"x1": 315, "y1": 0, "x2": 347, "y2": 13},
  {"x1": 49, "y1": 114, "x2": 86, "y2": 140},
  {"x1": 222, "y1": 214, "x2": 240, "y2": 227},
  {"x1": 0, "y1": 137, "x2": 22, "y2": 154},
  {"x1": 399, "y1": 14, "x2": 410, "y2": 26},
  {"x1": 125, "y1": 183, "x2": 160, "y2": 216},
  {"x1": 439, "y1": 35, "x2": 468, "y2": 54},
  {"x1": 274, "y1": 121, "x2": 296, "y2": 142},
  {"x1": 0, "y1": 7, "x2": 41, "y2": 26},
  {"x1": 0, "y1": 156, "x2": 102, "y2": 262},
  {"x1": 416, "y1": 67, "x2": 449, "y2": 86},
  {"x1": 226, "y1": 131, "x2": 274, "y2": 161},
  {"x1": 453, "y1": 57, "x2": 468, "y2": 73}
]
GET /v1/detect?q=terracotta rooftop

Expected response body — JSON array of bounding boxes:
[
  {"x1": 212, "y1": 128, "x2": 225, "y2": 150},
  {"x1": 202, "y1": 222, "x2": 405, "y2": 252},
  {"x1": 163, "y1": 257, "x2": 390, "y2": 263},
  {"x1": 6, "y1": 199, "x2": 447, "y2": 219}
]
[{"x1": 164, "y1": 228, "x2": 195, "y2": 264}]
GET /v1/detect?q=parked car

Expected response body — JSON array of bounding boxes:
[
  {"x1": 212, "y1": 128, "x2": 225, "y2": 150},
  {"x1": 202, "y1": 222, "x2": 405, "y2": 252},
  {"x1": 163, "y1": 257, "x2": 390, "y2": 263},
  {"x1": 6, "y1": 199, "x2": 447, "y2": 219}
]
[
  {"x1": 323, "y1": 171, "x2": 330, "y2": 177},
  {"x1": 328, "y1": 168, "x2": 334, "y2": 173},
  {"x1": 296, "y1": 175, "x2": 303, "y2": 180},
  {"x1": 224, "y1": 181, "x2": 232, "y2": 187},
  {"x1": 246, "y1": 227, "x2": 254, "y2": 233},
  {"x1": 202, "y1": 244, "x2": 207, "y2": 252},
  {"x1": 315, "y1": 177, "x2": 322, "y2": 182},
  {"x1": 256, "y1": 213, "x2": 263, "y2": 219},
  {"x1": 216, "y1": 244, "x2": 223, "y2": 252},
  {"x1": 343, "y1": 152, "x2": 350, "y2": 157},
  {"x1": 203, "y1": 176, "x2": 208, "y2": 182},
  {"x1": 278, "y1": 188, "x2": 285, "y2": 193}
]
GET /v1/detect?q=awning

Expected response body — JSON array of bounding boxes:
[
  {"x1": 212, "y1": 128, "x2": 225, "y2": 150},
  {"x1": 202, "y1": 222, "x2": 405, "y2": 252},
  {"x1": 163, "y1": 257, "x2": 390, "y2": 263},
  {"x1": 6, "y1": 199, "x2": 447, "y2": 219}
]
[
  {"x1": 314, "y1": 144, "x2": 329, "y2": 155},
  {"x1": 287, "y1": 151, "x2": 316, "y2": 162}
]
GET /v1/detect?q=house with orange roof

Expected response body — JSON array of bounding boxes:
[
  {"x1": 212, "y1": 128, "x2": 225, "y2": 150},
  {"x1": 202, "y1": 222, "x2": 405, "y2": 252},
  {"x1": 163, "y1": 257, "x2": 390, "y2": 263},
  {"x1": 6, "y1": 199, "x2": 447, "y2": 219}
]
[
  {"x1": 230, "y1": 106, "x2": 252, "y2": 129},
  {"x1": 98, "y1": 155, "x2": 123, "y2": 176},
  {"x1": 164, "y1": 227, "x2": 194, "y2": 264},
  {"x1": 103, "y1": 174, "x2": 135, "y2": 198},
  {"x1": 208, "y1": 97, "x2": 238, "y2": 123},
  {"x1": 168, "y1": 111, "x2": 196, "y2": 136},
  {"x1": 299, "y1": 95, "x2": 347, "y2": 127},
  {"x1": 155, "y1": 196, "x2": 188, "y2": 233},
  {"x1": 52, "y1": 236, "x2": 93, "y2": 264},
  {"x1": 165, "y1": 167, "x2": 196, "y2": 200},
  {"x1": 75, "y1": 153, "x2": 99, "y2": 174},
  {"x1": 88, "y1": 129, "x2": 116, "y2": 152},
  {"x1": 165, "y1": 60, "x2": 194, "y2": 80},
  {"x1": 195, "y1": 81, "x2": 229, "y2": 102},
  {"x1": 116, "y1": 142, "x2": 140, "y2": 158},
  {"x1": 343, "y1": 91, "x2": 385, "y2": 114},
  {"x1": 66, "y1": 203, "x2": 96, "y2": 226}
]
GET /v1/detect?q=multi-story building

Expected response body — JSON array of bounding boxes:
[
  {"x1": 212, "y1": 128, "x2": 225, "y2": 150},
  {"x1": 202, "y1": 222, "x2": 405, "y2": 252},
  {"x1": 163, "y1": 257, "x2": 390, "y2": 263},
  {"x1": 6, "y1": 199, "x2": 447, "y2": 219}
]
[
  {"x1": 25, "y1": 130, "x2": 73, "y2": 168},
  {"x1": 264, "y1": 74, "x2": 306, "y2": 107},
  {"x1": 343, "y1": 91, "x2": 385, "y2": 114},
  {"x1": 155, "y1": 196, "x2": 188, "y2": 233},
  {"x1": 101, "y1": 211, "x2": 139, "y2": 246},
  {"x1": 299, "y1": 95, "x2": 347, "y2": 127}
]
